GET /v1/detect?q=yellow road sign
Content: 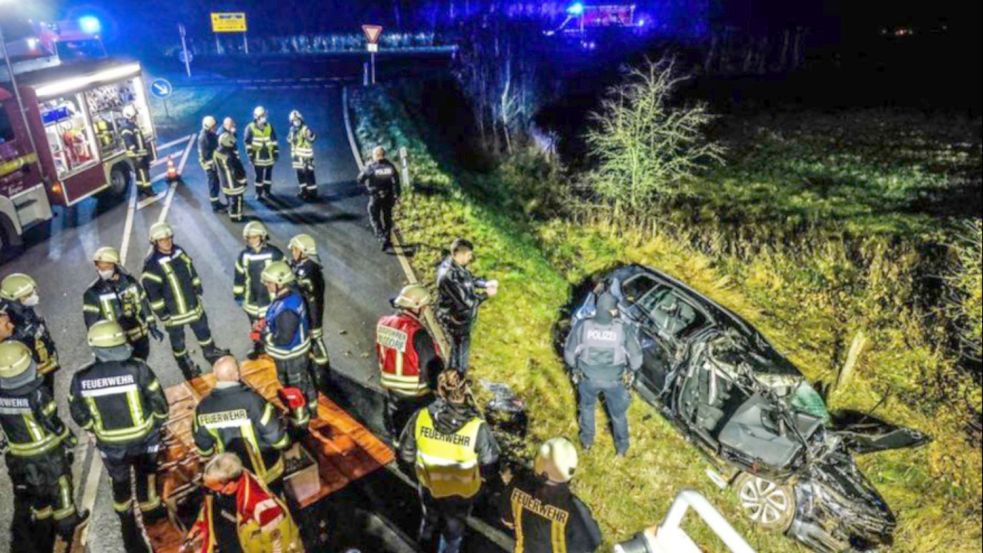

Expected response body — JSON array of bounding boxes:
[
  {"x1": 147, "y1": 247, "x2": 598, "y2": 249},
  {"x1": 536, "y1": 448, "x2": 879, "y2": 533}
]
[{"x1": 211, "y1": 12, "x2": 247, "y2": 33}]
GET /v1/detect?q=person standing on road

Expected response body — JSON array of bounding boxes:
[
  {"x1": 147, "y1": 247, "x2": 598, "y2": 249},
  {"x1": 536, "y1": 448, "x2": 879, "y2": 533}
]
[
  {"x1": 198, "y1": 115, "x2": 226, "y2": 212},
  {"x1": 357, "y1": 146, "x2": 401, "y2": 250},
  {"x1": 245, "y1": 106, "x2": 279, "y2": 201},
  {"x1": 501, "y1": 437, "x2": 602, "y2": 553},
  {"x1": 193, "y1": 356, "x2": 291, "y2": 498},
  {"x1": 120, "y1": 104, "x2": 155, "y2": 198},
  {"x1": 287, "y1": 110, "x2": 318, "y2": 201},
  {"x1": 69, "y1": 321, "x2": 169, "y2": 553},
  {"x1": 0, "y1": 273, "x2": 60, "y2": 392},
  {"x1": 563, "y1": 292, "x2": 642, "y2": 457},
  {"x1": 0, "y1": 341, "x2": 87, "y2": 553},
  {"x1": 234, "y1": 222, "x2": 284, "y2": 359},
  {"x1": 215, "y1": 117, "x2": 248, "y2": 222},
  {"x1": 399, "y1": 369, "x2": 501, "y2": 553},
  {"x1": 142, "y1": 222, "x2": 228, "y2": 380},
  {"x1": 287, "y1": 234, "x2": 332, "y2": 382},
  {"x1": 377, "y1": 284, "x2": 443, "y2": 446},
  {"x1": 260, "y1": 261, "x2": 318, "y2": 428},
  {"x1": 83, "y1": 246, "x2": 164, "y2": 362},
  {"x1": 435, "y1": 239, "x2": 499, "y2": 372}
]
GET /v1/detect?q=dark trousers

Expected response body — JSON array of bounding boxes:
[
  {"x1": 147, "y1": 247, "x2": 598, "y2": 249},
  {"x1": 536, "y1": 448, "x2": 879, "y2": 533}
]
[
  {"x1": 385, "y1": 391, "x2": 433, "y2": 445},
  {"x1": 226, "y1": 193, "x2": 244, "y2": 221},
  {"x1": 577, "y1": 378, "x2": 631, "y2": 454},
  {"x1": 8, "y1": 449, "x2": 81, "y2": 552},
  {"x1": 254, "y1": 165, "x2": 273, "y2": 192},
  {"x1": 419, "y1": 488, "x2": 473, "y2": 553},
  {"x1": 275, "y1": 355, "x2": 318, "y2": 426},
  {"x1": 206, "y1": 168, "x2": 222, "y2": 204},
  {"x1": 131, "y1": 334, "x2": 150, "y2": 362},
  {"x1": 102, "y1": 438, "x2": 162, "y2": 553},
  {"x1": 443, "y1": 323, "x2": 472, "y2": 372},
  {"x1": 131, "y1": 155, "x2": 152, "y2": 191},
  {"x1": 367, "y1": 193, "x2": 395, "y2": 240},
  {"x1": 166, "y1": 314, "x2": 214, "y2": 379},
  {"x1": 295, "y1": 168, "x2": 316, "y2": 192}
]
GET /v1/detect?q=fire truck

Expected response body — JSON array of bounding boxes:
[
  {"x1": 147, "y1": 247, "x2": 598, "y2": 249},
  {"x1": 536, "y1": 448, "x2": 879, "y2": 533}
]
[{"x1": 0, "y1": 58, "x2": 155, "y2": 254}]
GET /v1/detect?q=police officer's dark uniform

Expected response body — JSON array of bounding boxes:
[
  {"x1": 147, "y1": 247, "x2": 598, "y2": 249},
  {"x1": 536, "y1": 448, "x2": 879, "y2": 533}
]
[
  {"x1": 141, "y1": 222, "x2": 226, "y2": 380},
  {"x1": 215, "y1": 120, "x2": 248, "y2": 222},
  {"x1": 245, "y1": 106, "x2": 279, "y2": 200},
  {"x1": 198, "y1": 116, "x2": 225, "y2": 212},
  {"x1": 357, "y1": 152, "x2": 401, "y2": 249},
  {"x1": 436, "y1": 248, "x2": 492, "y2": 371},
  {"x1": 1, "y1": 273, "x2": 60, "y2": 393},
  {"x1": 288, "y1": 234, "x2": 331, "y2": 377},
  {"x1": 287, "y1": 110, "x2": 317, "y2": 200},
  {"x1": 563, "y1": 292, "x2": 642, "y2": 456},
  {"x1": 69, "y1": 321, "x2": 168, "y2": 553},
  {"x1": 0, "y1": 341, "x2": 85, "y2": 553},
  {"x1": 83, "y1": 246, "x2": 162, "y2": 362},
  {"x1": 119, "y1": 105, "x2": 154, "y2": 198}
]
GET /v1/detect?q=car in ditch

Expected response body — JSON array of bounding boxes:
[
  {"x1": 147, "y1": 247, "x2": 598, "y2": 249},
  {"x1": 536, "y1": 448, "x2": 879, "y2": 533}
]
[{"x1": 571, "y1": 264, "x2": 929, "y2": 553}]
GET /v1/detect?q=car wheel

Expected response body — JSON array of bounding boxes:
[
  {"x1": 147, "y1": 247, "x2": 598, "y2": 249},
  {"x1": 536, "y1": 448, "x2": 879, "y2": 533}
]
[
  {"x1": 734, "y1": 472, "x2": 796, "y2": 531},
  {"x1": 108, "y1": 163, "x2": 131, "y2": 197}
]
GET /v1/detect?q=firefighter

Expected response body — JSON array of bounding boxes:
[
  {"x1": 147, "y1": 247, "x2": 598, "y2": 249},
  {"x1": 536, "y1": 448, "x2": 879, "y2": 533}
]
[
  {"x1": 0, "y1": 273, "x2": 60, "y2": 392},
  {"x1": 69, "y1": 321, "x2": 169, "y2": 553},
  {"x1": 376, "y1": 284, "x2": 443, "y2": 445},
  {"x1": 234, "y1": 222, "x2": 284, "y2": 358},
  {"x1": 0, "y1": 341, "x2": 87, "y2": 553},
  {"x1": 436, "y1": 238, "x2": 499, "y2": 372},
  {"x1": 357, "y1": 145, "x2": 401, "y2": 250},
  {"x1": 245, "y1": 106, "x2": 279, "y2": 200},
  {"x1": 186, "y1": 453, "x2": 304, "y2": 553},
  {"x1": 260, "y1": 261, "x2": 317, "y2": 427},
  {"x1": 199, "y1": 115, "x2": 225, "y2": 212},
  {"x1": 83, "y1": 246, "x2": 164, "y2": 362},
  {"x1": 142, "y1": 222, "x2": 228, "y2": 380},
  {"x1": 287, "y1": 234, "x2": 331, "y2": 380},
  {"x1": 501, "y1": 437, "x2": 602, "y2": 553},
  {"x1": 193, "y1": 356, "x2": 291, "y2": 497},
  {"x1": 287, "y1": 110, "x2": 317, "y2": 200},
  {"x1": 215, "y1": 117, "x2": 248, "y2": 222},
  {"x1": 399, "y1": 369, "x2": 501, "y2": 553},
  {"x1": 120, "y1": 104, "x2": 154, "y2": 198}
]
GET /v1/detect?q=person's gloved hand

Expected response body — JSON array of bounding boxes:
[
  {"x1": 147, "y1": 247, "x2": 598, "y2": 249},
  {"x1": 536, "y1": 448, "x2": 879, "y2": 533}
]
[
  {"x1": 571, "y1": 370, "x2": 585, "y2": 386},
  {"x1": 621, "y1": 370, "x2": 637, "y2": 389},
  {"x1": 149, "y1": 324, "x2": 164, "y2": 342}
]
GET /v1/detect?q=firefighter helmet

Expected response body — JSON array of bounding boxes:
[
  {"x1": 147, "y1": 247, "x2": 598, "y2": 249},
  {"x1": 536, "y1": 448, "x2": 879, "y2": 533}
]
[
  {"x1": 260, "y1": 261, "x2": 295, "y2": 286},
  {"x1": 87, "y1": 320, "x2": 128, "y2": 348},
  {"x1": 0, "y1": 273, "x2": 37, "y2": 301},
  {"x1": 393, "y1": 284, "x2": 430, "y2": 310},
  {"x1": 534, "y1": 437, "x2": 579, "y2": 483},
  {"x1": 202, "y1": 115, "x2": 217, "y2": 130},
  {"x1": 242, "y1": 221, "x2": 268, "y2": 240},
  {"x1": 287, "y1": 234, "x2": 316, "y2": 257},
  {"x1": 149, "y1": 222, "x2": 174, "y2": 243},
  {"x1": 253, "y1": 106, "x2": 267, "y2": 119},
  {"x1": 289, "y1": 110, "x2": 303, "y2": 123},
  {"x1": 0, "y1": 341, "x2": 34, "y2": 383},
  {"x1": 92, "y1": 246, "x2": 121, "y2": 265},
  {"x1": 222, "y1": 116, "x2": 235, "y2": 131},
  {"x1": 123, "y1": 105, "x2": 137, "y2": 119}
]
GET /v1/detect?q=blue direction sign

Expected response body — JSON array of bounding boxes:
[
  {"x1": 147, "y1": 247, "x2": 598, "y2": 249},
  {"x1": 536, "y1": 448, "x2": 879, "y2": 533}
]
[{"x1": 150, "y1": 78, "x2": 173, "y2": 99}]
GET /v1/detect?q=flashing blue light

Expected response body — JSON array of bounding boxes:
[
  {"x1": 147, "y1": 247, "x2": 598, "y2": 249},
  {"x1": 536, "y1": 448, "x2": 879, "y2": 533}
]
[
  {"x1": 637, "y1": 18, "x2": 646, "y2": 26},
  {"x1": 567, "y1": 3, "x2": 585, "y2": 16},
  {"x1": 78, "y1": 15, "x2": 101, "y2": 35}
]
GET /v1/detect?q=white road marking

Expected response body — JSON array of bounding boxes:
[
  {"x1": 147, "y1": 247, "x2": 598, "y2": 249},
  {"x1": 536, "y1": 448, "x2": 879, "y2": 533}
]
[
  {"x1": 71, "y1": 444, "x2": 105, "y2": 553},
  {"x1": 119, "y1": 182, "x2": 139, "y2": 261},
  {"x1": 137, "y1": 190, "x2": 168, "y2": 210}
]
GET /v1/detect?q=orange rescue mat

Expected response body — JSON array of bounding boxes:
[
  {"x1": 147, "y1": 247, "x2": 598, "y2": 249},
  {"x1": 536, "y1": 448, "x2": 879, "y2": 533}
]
[{"x1": 147, "y1": 355, "x2": 394, "y2": 552}]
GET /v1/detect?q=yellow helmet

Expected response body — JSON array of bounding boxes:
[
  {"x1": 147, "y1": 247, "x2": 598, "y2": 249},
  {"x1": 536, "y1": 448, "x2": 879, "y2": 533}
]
[
  {"x1": 393, "y1": 284, "x2": 430, "y2": 310},
  {"x1": 0, "y1": 340, "x2": 34, "y2": 382},
  {"x1": 534, "y1": 437, "x2": 579, "y2": 483},
  {"x1": 260, "y1": 261, "x2": 294, "y2": 286},
  {"x1": 92, "y1": 246, "x2": 121, "y2": 265},
  {"x1": 0, "y1": 273, "x2": 37, "y2": 301},
  {"x1": 87, "y1": 320, "x2": 128, "y2": 348},
  {"x1": 149, "y1": 221, "x2": 174, "y2": 243},
  {"x1": 202, "y1": 115, "x2": 217, "y2": 130},
  {"x1": 287, "y1": 234, "x2": 316, "y2": 257},
  {"x1": 242, "y1": 221, "x2": 269, "y2": 240}
]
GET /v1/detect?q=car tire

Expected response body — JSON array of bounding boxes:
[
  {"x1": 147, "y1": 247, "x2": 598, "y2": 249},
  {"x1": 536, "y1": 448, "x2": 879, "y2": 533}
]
[
  {"x1": 108, "y1": 163, "x2": 131, "y2": 197},
  {"x1": 734, "y1": 472, "x2": 796, "y2": 532}
]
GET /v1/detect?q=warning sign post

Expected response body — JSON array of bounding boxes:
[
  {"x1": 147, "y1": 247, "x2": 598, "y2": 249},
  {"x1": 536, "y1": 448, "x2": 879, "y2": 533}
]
[{"x1": 362, "y1": 24, "x2": 383, "y2": 84}]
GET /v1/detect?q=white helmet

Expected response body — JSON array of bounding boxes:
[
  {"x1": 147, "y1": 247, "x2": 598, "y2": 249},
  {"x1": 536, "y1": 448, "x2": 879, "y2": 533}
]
[
  {"x1": 202, "y1": 115, "x2": 217, "y2": 130},
  {"x1": 289, "y1": 110, "x2": 303, "y2": 123},
  {"x1": 253, "y1": 106, "x2": 267, "y2": 119},
  {"x1": 534, "y1": 437, "x2": 579, "y2": 483},
  {"x1": 122, "y1": 105, "x2": 137, "y2": 119}
]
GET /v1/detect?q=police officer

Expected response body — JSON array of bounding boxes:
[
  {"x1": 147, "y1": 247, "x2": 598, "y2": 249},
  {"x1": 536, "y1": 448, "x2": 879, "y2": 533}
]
[
  {"x1": 234, "y1": 222, "x2": 284, "y2": 358},
  {"x1": 436, "y1": 239, "x2": 499, "y2": 371},
  {"x1": 215, "y1": 117, "x2": 248, "y2": 222},
  {"x1": 399, "y1": 369, "x2": 500, "y2": 553},
  {"x1": 502, "y1": 437, "x2": 602, "y2": 553},
  {"x1": 245, "y1": 106, "x2": 279, "y2": 200},
  {"x1": 261, "y1": 261, "x2": 317, "y2": 427},
  {"x1": 69, "y1": 321, "x2": 169, "y2": 553},
  {"x1": 377, "y1": 284, "x2": 443, "y2": 445},
  {"x1": 0, "y1": 273, "x2": 60, "y2": 392},
  {"x1": 198, "y1": 115, "x2": 225, "y2": 212},
  {"x1": 357, "y1": 145, "x2": 401, "y2": 250},
  {"x1": 0, "y1": 341, "x2": 86, "y2": 552},
  {"x1": 193, "y1": 356, "x2": 291, "y2": 497},
  {"x1": 120, "y1": 104, "x2": 154, "y2": 198},
  {"x1": 83, "y1": 246, "x2": 164, "y2": 362},
  {"x1": 287, "y1": 110, "x2": 318, "y2": 200},
  {"x1": 142, "y1": 222, "x2": 228, "y2": 380},
  {"x1": 287, "y1": 234, "x2": 331, "y2": 380},
  {"x1": 563, "y1": 292, "x2": 642, "y2": 456}
]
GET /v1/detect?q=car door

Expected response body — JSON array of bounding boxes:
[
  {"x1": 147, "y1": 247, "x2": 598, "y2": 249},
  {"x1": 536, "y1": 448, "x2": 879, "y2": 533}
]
[{"x1": 618, "y1": 274, "x2": 676, "y2": 392}]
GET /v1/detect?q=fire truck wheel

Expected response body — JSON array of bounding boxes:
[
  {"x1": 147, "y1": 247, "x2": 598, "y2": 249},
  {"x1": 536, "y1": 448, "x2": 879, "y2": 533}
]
[
  {"x1": 0, "y1": 215, "x2": 18, "y2": 260},
  {"x1": 109, "y1": 163, "x2": 132, "y2": 197}
]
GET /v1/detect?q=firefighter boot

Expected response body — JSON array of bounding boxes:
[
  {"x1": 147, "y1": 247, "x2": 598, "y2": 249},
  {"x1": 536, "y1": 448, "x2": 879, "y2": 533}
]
[
  {"x1": 117, "y1": 511, "x2": 152, "y2": 553},
  {"x1": 202, "y1": 343, "x2": 230, "y2": 366},
  {"x1": 176, "y1": 356, "x2": 202, "y2": 380}
]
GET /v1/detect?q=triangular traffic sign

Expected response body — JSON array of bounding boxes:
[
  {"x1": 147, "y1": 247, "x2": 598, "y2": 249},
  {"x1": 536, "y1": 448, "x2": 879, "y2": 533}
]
[{"x1": 362, "y1": 24, "x2": 383, "y2": 44}]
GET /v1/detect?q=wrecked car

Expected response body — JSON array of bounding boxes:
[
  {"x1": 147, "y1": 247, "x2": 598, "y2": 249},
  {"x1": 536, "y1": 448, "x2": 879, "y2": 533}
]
[{"x1": 571, "y1": 264, "x2": 929, "y2": 553}]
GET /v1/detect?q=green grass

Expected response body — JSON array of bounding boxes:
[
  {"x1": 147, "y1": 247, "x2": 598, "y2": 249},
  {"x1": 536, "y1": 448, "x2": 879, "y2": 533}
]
[{"x1": 350, "y1": 85, "x2": 982, "y2": 552}]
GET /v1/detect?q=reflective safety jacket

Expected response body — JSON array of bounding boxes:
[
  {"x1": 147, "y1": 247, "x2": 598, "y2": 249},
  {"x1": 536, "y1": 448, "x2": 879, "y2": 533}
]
[
  {"x1": 503, "y1": 474, "x2": 603, "y2": 553},
  {"x1": 68, "y1": 358, "x2": 168, "y2": 447},
  {"x1": 414, "y1": 407, "x2": 484, "y2": 499},
  {"x1": 264, "y1": 290, "x2": 310, "y2": 361},
  {"x1": 376, "y1": 311, "x2": 442, "y2": 398},
  {"x1": 287, "y1": 124, "x2": 316, "y2": 170},
  {"x1": 3, "y1": 302, "x2": 59, "y2": 376},
  {"x1": 234, "y1": 244, "x2": 284, "y2": 317},
  {"x1": 244, "y1": 122, "x2": 278, "y2": 167},
  {"x1": 141, "y1": 246, "x2": 205, "y2": 328},
  {"x1": 215, "y1": 131, "x2": 248, "y2": 195},
  {"x1": 120, "y1": 118, "x2": 149, "y2": 158},
  {"x1": 198, "y1": 128, "x2": 219, "y2": 171},
  {"x1": 291, "y1": 258, "x2": 324, "y2": 331},
  {"x1": 82, "y1": 272, "x2": 154, "y2": 342},
  {"x1": 193, "y1": 382, "x2": 290, "y2": 485},
  {"x1": 0, "y1": 377, "x2": 75, "y2": 458}
]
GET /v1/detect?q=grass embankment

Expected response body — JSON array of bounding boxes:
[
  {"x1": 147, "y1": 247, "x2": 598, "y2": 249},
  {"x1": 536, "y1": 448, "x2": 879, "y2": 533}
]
[{"x1": 350, "y1": 85, "x2": 982, "y2": 552}]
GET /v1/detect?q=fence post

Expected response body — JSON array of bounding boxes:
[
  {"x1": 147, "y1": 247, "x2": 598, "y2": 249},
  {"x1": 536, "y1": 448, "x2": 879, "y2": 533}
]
[{"x1": 399, "y1": 146, "x2": 410, "y2": 192}]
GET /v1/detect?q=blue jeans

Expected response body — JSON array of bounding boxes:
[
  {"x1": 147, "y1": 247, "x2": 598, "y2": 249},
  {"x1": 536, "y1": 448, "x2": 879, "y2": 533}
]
[{"x1": 578, "y1": 378, "x2": 631, "y2": 454}]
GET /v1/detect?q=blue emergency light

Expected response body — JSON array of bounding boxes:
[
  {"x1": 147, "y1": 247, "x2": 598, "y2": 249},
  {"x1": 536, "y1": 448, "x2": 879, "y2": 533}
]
[
  {"x1": 78, "y1": 15, "x2": 101, "y2": 35},
  {"x1": 567, "y1": 3, "x2": 585, "y2": 16}
]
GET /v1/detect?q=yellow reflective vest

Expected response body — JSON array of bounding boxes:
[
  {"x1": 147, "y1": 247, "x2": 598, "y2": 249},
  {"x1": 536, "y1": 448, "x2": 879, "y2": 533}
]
[{"x1": 414, "y1": 408, "x2": 483, "y2": 499}]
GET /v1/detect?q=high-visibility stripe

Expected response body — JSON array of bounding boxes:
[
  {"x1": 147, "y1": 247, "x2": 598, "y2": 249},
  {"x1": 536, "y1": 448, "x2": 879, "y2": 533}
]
[
  {"x1": 260, "y1": 403, "x2": 274, "y2": 425},
  {"x1": 513, "y1": 491, "x2": 525, "y2": 552},
  {"x1": 83, "y1": 305, "x2": 101, "y2": 313},
  {"x1": 551, "y1": 518, "x2": 567, "y2": 552},
  {"x1": 141, "y1": 272, "x2": 163, "y2": 283}
]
